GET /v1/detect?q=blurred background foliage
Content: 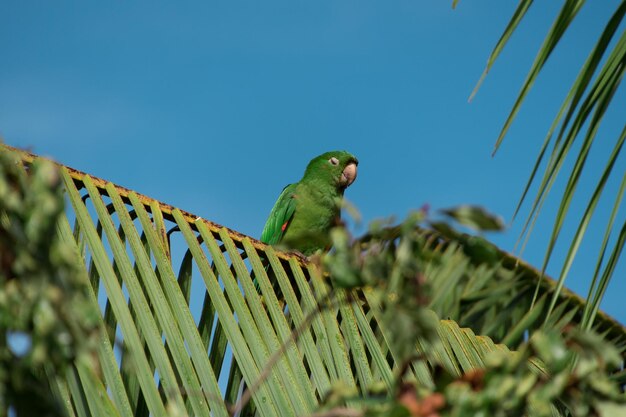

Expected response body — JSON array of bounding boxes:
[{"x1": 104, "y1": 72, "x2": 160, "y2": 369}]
[{"x1": 0, "y1": 147, "x2": 99, "y2": 416}]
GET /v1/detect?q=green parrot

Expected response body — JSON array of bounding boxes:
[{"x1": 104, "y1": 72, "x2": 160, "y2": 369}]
[{"x1": 261, "y1": 150, "x2": 358, "y2": 256}]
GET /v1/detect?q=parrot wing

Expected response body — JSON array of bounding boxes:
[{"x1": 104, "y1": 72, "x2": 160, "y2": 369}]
[{"x1": 260, "y1": 183, "x2": 297, "y2": 246}]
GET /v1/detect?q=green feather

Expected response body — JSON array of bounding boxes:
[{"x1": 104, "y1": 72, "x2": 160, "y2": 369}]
[{"x1": 260, "y1": 183, "x2": 297, "y2": 245}]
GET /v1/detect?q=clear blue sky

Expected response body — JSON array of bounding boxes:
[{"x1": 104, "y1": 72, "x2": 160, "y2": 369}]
[{"x1": 1, "y1": 2, "x2": 624, "y2": 325}]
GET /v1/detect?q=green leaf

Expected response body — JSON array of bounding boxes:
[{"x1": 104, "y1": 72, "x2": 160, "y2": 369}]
[{"x1": 440, "y1": 206, "x2": 505, "y2": 232}]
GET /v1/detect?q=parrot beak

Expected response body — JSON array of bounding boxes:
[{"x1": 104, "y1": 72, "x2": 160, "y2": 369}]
[{"x1": 340, "y1": 162, "x2": 358, "y2": 188}]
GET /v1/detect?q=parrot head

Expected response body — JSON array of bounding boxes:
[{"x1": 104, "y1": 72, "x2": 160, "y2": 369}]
[{"x1": 302, "y1": 150, "x2": 358, "y2": 191}]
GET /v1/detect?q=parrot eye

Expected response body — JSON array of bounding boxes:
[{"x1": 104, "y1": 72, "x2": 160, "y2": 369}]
[{"x1": 329, "y1": 157, "x2": 339, "y2": 166}]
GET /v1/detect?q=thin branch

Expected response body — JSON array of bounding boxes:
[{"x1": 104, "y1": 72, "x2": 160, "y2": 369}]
[
  {"x1": 306, "y1": 407, "x2": 364, "y2": 417},
  {"x1": 229, "y1": 290, "x2": 340, "y2": 416}
]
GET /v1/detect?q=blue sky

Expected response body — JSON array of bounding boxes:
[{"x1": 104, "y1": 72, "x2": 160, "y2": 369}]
[{"x1": 1, "y1": 2, "x2": 624, "y2": 325}]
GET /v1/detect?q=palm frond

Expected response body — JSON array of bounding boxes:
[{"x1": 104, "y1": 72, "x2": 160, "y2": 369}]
[
  {"x1": 5, "y1": 144, "x2": 625, "y2": 416},
  {"x1": 426, "y1": 226, "x2": 626, "y2": 359},
  {"x1": 472, "y1": 0, "x2": 626, "y2": 328}
]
